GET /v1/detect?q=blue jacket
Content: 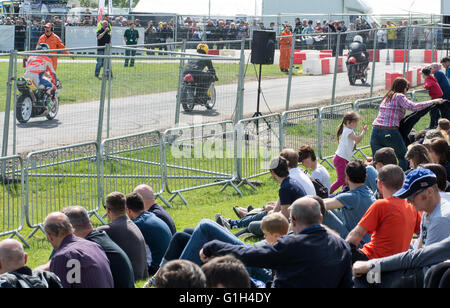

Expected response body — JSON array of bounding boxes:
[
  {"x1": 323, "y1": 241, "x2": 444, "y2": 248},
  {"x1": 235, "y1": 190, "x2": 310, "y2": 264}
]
[
  {"x1": 202, "y1": 225, "x2": 353, "y2": 288},
  {"x1": 434, "y1": 70, "x2": 450, "y2": 100}
]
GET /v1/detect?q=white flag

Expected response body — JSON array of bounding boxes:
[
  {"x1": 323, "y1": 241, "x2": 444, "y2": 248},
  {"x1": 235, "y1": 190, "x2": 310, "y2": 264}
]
[{"x1": 108, "y1": 0, "x2": 113, "y2": 16}]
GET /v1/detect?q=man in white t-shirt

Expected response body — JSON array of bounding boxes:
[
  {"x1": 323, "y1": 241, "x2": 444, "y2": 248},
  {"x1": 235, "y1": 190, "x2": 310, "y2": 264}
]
[
  {"x1": 280, "y1": 148, "x2": 316, "y2": 196},
  {"x1": 298, "y1": 145, "x2": 331, "y2": 191}
]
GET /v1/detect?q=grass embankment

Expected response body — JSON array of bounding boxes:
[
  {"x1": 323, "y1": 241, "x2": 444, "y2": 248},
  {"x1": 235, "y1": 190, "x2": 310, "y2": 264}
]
[{"x1": 0, "y1": 91, "x2": 432, "y2": 288}]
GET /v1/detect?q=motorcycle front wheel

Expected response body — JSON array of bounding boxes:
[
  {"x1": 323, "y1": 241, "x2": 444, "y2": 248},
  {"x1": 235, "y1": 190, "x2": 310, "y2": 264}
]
[
  {"x1": 46, "y1": 95, "x2": 59, "y2": 120},
  {"x1": 16, "y1": 94, "x2": 33, "y2": 123},
  {"x1": 205, "y1": 84, "x2": 216, "y2": 110}
]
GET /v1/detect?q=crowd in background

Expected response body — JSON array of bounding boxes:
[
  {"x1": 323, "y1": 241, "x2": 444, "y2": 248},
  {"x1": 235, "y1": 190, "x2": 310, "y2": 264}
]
[{"x1": 1, "y1": 10, "x2": 447, "y2": 52}]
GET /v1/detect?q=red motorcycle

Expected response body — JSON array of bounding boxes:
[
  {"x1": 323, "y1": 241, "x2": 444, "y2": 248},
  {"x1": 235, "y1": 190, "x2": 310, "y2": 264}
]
[{"x1": 346, "y1": 55, "x2": 369, "y2": 85}]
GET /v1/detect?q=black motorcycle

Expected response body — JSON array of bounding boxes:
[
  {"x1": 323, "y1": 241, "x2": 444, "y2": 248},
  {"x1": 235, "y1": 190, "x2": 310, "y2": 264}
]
[
  {"x1": 180, "y1": 72, "x2": 217, "y2": 112},
  {"x1": 16, "y1": 76, "x2": 60, "y2": 123},
  {"x1": 346, "y1": 55, "x2": 369, "y2": 85}
]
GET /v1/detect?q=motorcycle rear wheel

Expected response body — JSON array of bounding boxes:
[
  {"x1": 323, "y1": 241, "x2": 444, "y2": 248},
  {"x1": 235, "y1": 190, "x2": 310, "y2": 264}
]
[
  {"x1": 181, "y1": 86, "x2": 195, "y2": 112},
  {"x1": 348, "y1": 66, "x2": 357, "y2": 85},
  {"x1": 16, "y1": 94, "x2": 33, "y2": 123}
]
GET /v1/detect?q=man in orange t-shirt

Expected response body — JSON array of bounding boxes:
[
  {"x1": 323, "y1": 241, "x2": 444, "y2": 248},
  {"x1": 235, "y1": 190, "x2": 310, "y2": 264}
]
[
  {"x1": 36, "y1": 23, "x2": 69, "y2": 71},
  {"x1": 346, "y1": 165, "x2": 422, "y2": 263}
]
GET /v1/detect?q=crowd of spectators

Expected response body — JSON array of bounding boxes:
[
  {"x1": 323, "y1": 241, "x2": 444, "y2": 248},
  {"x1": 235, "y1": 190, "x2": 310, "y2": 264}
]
[
  {"x1": 2, "y1": 105, "x2": 450, "y2": 288},
  {"x1": 1, "y1": 11, "x2": 447, "y2": 52}
]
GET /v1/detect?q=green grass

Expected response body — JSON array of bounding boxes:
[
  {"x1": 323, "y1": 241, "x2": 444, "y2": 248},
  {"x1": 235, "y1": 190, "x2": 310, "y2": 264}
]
[
  {"x1": 0, "y1": 60, "x2": 289, "y2": 112},
  {"x1": 0, "y1": 89, "x2": 432, "y2": 288}
]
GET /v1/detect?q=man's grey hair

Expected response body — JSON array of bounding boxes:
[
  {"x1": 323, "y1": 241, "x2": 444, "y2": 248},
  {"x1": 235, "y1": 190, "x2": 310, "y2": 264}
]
[
  {"x1": 429, "y1": 63, "x2": 441, "y2": 71},
  {"x1": 290, "y1": 196, "x2": 322, "y2": 226},
  {"x1": 0, "y1": 239, "x2": 25, "y2": 271},
  {"x1": 64, "y1": 206, "x2": 91, "y2": 231},
  {"x1": 44, "y1": 212, "x2": 73, "y2": 237}
]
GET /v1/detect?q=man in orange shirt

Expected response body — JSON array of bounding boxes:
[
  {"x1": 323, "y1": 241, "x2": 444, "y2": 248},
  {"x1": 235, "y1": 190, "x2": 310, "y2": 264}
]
[
  {"x1": 36, "y1": 23, "x2": 69, "y2": 71},
  {"x1": 279, "y1": 25, "x2": 293, "y2": 73},
  {"x1": 345, "y1": 165, "x2": 422, "y2": 264}
]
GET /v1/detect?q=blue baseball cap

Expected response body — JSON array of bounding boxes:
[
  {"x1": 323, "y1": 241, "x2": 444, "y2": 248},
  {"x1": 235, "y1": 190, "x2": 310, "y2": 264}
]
[{"x1": 393, "y1": 168, "x2": 437, "y2": 199}]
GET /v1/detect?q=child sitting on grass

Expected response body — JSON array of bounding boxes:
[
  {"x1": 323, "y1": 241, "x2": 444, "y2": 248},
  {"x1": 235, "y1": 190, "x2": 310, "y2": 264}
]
[{"x1": 260, "y1": 212, "x2": 290, "y2": 244}]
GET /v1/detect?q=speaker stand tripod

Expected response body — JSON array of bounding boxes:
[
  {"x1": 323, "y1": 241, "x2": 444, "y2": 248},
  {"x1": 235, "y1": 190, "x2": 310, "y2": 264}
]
[
  {"x1": 250, "y1": 64, "x2": 272, "y2": 135},
  {"x1": 252, "y1": 64, "x2": 263, "y2": 119}
]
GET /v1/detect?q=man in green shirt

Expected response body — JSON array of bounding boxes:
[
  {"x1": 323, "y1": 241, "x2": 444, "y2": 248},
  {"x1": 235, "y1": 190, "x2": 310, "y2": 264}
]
[{"x1": 124, "y1": 23, "x2": 139, "y2": 67}]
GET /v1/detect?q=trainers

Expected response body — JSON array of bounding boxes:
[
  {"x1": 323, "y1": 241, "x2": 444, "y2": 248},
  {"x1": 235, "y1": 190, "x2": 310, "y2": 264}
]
[{"x1": 215, "y1": 214, "x2": 231, "y2": 230}]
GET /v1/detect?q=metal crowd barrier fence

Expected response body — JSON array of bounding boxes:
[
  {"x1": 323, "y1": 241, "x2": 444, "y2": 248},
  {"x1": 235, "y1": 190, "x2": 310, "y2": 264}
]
[
  {"x1": 318, "y1": 102, "x2": 355, "y2": 168},
  {"x1": 281, "y1": 107, "x2": 321, "y2": 156},
  {"x1": 354, "y1": 97, "x2": 383, "y2": 159},
  {"x1": 100, "y1": 130, "x2": 169, "y2": 208},
  {"x1": 412, "y1": 89, "x2": 431, "y2": 102},
  {"x1": 235, "y1": 114, "x2": 283, "y2": 190},
  {"x1": 23, "y1": 141, "x2": 104, "y2": 239},
  {"x1": 0, "y1": 155, "x2": 29, "y2": 247},
  {"x1": 162, "y1": 120, "x2": 240, "y2": 205}
]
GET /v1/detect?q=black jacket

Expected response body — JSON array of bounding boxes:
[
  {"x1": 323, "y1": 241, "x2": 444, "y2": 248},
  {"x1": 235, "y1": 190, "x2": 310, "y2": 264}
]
[
  {"x1": 348, "y1": 41, "x2": 369, "y2": 62},
  {"x1": 0, "y1": 266, "x2": 62, "y2": 288},
  {"x1": 86, "y1": 230, "x2": 135, "y2": 288},
  {"x1": 203, "y1": 225, "x2": 353, "y2": 288}
]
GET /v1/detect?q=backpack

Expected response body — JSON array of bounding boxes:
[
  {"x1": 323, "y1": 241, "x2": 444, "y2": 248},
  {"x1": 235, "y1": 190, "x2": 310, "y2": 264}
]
[{"x1": 310, "y1": 177, "x2": 329, "y2": 199}]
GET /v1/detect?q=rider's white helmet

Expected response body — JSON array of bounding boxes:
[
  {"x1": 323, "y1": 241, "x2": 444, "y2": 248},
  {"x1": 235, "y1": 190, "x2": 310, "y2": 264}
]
[{"x1": 353, "y1": 35, "x2": 363, "y2": 43}]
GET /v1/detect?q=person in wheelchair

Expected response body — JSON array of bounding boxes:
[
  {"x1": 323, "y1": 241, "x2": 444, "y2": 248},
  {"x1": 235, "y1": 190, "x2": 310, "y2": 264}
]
[{"x1": 183, "y1": 43, "x2": 218, "y2": 100}]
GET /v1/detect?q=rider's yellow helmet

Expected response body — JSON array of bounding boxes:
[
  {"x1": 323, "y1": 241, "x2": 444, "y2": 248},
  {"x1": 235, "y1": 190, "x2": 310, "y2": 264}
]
[{"x1": 196, "y1": 43, "x2": 209, "y2": 55}]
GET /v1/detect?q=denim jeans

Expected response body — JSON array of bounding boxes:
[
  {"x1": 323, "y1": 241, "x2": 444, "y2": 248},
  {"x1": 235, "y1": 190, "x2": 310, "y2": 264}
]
[
  {"x1": 322, "y1": 209, "x2": 350, "y2": 239},
  {"x1": 322, "y1": 210, "x2": 370, "y2": 247},
  {"x1": 95, "y1": 49, "x2": 105, "y2": 77},
  {"x1": 179, "y1": 219, "x2": 272, "y2": 283},
  {"x1": 159, "y1": 228, "x2": 194, "y2": 268},
  {"x1": 370, "y1": 127, "x2": 408, "y2": 171},
  {"x1": 231, "y1": 211, "x2": 268, "y2": 229}
]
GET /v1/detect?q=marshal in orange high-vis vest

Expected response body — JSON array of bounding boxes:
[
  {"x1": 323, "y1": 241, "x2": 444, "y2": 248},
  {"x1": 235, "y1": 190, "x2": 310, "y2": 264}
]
[
  {"x1": 279, "y1": 28, "x2": 293, "y2": 72},
  {"x1": 37, "y1": 24, "x2": 69, "y2": 71}
]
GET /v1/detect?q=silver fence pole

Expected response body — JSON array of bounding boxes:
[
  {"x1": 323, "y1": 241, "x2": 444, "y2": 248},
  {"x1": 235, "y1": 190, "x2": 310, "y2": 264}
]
[
  {"x1": 1, "y1": 52, "x2": 15, "y2": 158},
  {"x1": 331, "y1": 33, "x2": 341, "y2": 105},
  {"x1": 97, "y1": 44, "x2": 110, "y2": 146},
  {"x1": 285, "y1": 34, "x2": 296, "y2": 111},
  {"x1": 402, "y1": 25, "x2": 409, "y2": 77},
  {"x1": 174, "y1": 40, "x2": 187, "y2": 126},
  {"x1": 95, "y1": 44, "x2": 111, "y2": 223},
  {"x1": 234, "y1": 38, "x2": 246, "y2": 124},
  {"x1": 12, "y1": 51, "x2": 17, "y2": 155},
  {"x1": 106, "y1": 44, "x2": 112, "y2": 139},
  {"x1": 369, "y1": 29, "x2": 378, "y2": 98},
  {"x1": 26, "y1": 25, "x2": 31, "y2": 51},
  {"x1": 407, "y1": 25, "x2": 413, "y2": 74}
]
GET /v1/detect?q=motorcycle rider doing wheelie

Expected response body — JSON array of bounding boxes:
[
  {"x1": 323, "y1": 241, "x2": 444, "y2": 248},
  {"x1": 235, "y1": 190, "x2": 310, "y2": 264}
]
[
  {"x1": 347, "y1": 35, "x2": 369, "y2": 72},
  {"x1": 24, "y1": 43, "x2": 59, "y2": 110},
  {"x1": 183, "y1": 43, "x2": 218, "y2": 100}
]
